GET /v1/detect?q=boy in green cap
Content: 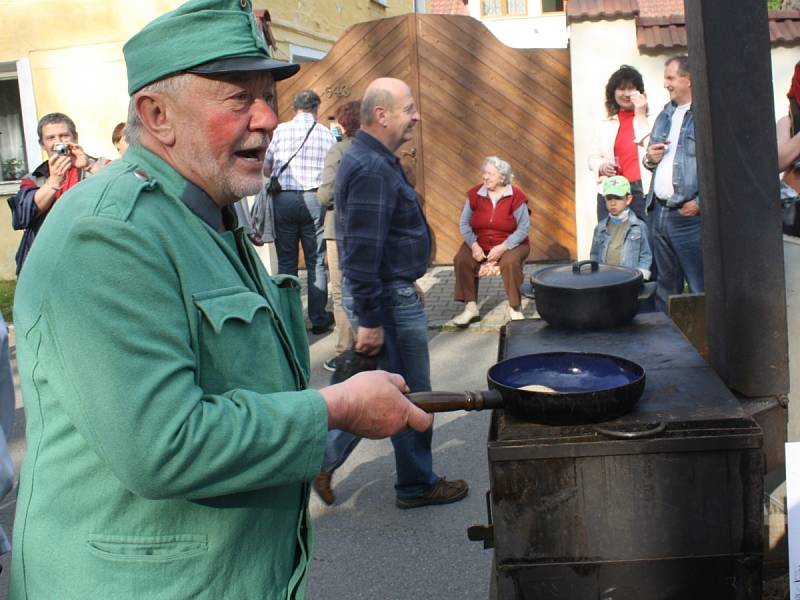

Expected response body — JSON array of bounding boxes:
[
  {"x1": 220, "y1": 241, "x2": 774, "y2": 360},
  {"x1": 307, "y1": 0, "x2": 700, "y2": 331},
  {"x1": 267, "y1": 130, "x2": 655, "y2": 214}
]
[
  {"x1": 590, "y1": 174, "x2": 653, "y2": 278},
  {"x1": 9, "y1": 1, "x2": 433, "y2": 599}
]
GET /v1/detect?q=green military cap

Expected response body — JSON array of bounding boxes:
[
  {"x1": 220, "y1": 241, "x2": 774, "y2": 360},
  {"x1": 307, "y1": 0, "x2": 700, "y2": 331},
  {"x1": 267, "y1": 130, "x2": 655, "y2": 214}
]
[{"x1": 124, "y1": 0, "x2": 300, "y2": 95}]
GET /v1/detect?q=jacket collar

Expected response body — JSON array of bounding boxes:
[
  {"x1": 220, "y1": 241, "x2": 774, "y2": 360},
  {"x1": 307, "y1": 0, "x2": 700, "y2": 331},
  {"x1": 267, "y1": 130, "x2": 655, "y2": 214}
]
[
  {"x1": 354, "y1": 130, "x2": 401, "y2": 165},
  {"x1": 477, "y1": 184, "x2": 512, "y2": 199},
  {"x1": 31, "y1": 160, "x2": 50, "y2": 178},
  {"x1": 663, "y1": 100, "x2": 693, "y2": 116},
  {"x1": 122, "y1": 144, "x2": 234, "y2": 231}
]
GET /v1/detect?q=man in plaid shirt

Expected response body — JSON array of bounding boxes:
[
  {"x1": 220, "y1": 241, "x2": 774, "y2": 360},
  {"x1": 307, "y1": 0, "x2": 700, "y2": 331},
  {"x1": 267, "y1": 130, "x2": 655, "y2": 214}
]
[
  {"x1": 265, "y1": 90, "x2": 335, "y2": 333},
  {"x1": 315, "y1": 78, "x2": 469, "y2": 509}
]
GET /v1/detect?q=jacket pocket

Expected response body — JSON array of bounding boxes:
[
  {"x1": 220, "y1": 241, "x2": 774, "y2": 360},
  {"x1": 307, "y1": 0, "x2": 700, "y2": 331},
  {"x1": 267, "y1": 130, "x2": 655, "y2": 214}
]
[
  {"x1": 86, "y1": 534, "x2": 207, "y2": 562},
  {"x1": 192, "y1": 287, "x2": 297, "y2": 394},
  {"x1": 193, "y1": 287, "x2": 271, "y2": 333},
  {"x1": 84, "y1": 534, "x2": 211, "y2": 598}
]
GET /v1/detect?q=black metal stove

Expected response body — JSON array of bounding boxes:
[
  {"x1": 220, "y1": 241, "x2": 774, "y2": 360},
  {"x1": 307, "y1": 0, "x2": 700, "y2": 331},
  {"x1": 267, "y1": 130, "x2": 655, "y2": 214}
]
[{"x1": 472, "y1": 312, "x2": 764, "y2": 600}]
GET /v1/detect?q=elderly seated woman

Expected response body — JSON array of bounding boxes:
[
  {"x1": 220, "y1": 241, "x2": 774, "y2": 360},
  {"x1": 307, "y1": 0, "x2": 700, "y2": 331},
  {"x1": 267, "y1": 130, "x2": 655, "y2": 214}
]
[{"x1": 452, "y1": 156, "x2": 531, "y2": 326}]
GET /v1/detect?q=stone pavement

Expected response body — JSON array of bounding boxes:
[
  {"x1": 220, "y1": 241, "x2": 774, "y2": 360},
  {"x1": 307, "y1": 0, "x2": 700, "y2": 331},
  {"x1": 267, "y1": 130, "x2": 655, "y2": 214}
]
[
  {"x1": 300, "y1": 262, "x2": 556, "y2": 333},
  {"x1": 417, "y1": 263, "x2": 547, "y2": 330}
]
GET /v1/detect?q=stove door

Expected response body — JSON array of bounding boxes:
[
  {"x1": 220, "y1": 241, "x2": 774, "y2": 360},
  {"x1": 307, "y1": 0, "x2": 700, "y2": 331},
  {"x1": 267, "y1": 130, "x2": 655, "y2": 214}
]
[{"x1": 494, "y1": 555, "x2": 760, "y2": 600}]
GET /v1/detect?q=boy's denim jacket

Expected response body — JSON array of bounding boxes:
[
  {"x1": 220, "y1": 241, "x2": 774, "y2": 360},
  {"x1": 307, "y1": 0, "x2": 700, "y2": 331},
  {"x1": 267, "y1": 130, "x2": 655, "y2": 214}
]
[
  {"x1": 644, "y1": 101, "x2": 699, "y2": 209},
  {"x1": 589, "y1": 210, "x2": 653, "y2": 280}
]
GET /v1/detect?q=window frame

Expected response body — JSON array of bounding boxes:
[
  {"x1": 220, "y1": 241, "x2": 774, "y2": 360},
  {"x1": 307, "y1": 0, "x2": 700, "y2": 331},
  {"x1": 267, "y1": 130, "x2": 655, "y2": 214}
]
[
  {"x1": 0, "y1": 59, "x2": 38, "y2": 192},
  {"x1": 541, "y1": 0, "x2": 566, "y2": 14},
  {"x1": 288, "y1": 44, "x2": 327, "y2": 64},
  {"x1": 481, "y1": 0, "x2": 528, "y2": 18}
]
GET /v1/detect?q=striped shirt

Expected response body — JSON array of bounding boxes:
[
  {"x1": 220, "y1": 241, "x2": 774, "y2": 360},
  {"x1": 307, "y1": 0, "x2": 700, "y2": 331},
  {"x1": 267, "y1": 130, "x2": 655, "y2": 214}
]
[{"x1": 265, "y1": 111, "x2": 335, "y2": 191}]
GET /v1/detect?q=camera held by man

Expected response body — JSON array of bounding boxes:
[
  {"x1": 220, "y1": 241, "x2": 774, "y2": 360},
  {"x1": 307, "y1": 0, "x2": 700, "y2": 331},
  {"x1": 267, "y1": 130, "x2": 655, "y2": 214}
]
[{"x1": 8, "y1": 112, "x2": 110, "y2": 274}]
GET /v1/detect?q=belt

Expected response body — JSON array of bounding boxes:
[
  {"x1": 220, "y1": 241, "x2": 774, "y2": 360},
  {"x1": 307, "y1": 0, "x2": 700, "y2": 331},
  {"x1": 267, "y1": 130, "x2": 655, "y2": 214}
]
[
  {"x1": 655, "y1": 196, "x2": 680, "y2": 209},
  {"x1": 282, "y1": 188, "x2": 318, "y2": 193}
]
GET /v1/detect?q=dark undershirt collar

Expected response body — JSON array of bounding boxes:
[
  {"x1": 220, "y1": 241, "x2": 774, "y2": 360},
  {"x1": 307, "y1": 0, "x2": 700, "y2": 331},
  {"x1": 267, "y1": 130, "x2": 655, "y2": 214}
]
[{"x1": 180, "y1": 180, "x2": 238, "y2": 231}]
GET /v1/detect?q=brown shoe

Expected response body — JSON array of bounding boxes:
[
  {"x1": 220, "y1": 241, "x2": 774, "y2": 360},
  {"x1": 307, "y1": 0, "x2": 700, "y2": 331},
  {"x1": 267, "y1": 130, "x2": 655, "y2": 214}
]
[
  {"x1": 395, "y1": 477, "x2": 469, "y2": 509},
  {"x1": 313, "y1": 471, "x2": 335, "y2": 506}
]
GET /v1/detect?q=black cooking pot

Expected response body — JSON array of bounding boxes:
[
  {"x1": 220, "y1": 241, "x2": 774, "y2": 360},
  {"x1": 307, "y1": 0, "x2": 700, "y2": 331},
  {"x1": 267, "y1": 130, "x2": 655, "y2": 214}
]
[
  {"x1": 409, "y1": 352, "x2": 646, "y2": 425},
  {"x1": 531, "y1": 260, "x2": 655, "y2": 329}
]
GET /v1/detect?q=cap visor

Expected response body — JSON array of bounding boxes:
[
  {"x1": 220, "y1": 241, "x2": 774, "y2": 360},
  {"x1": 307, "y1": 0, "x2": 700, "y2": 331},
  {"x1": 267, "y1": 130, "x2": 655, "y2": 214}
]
[{"x1": 189, "y1": 56, "x2": 300, "y2": 81}]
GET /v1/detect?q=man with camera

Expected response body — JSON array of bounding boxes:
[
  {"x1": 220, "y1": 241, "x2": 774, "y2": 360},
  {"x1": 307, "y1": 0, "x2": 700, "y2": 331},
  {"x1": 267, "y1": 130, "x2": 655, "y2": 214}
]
[{"x1": 9, "y1": 113, "x2": 109, "y2": 274}]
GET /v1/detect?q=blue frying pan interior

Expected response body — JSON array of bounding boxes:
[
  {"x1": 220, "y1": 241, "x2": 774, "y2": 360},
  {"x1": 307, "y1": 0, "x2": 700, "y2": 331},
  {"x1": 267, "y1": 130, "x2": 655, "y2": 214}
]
[{"x1": 489, "y1": 352, "x2": 644, "y2": 394}]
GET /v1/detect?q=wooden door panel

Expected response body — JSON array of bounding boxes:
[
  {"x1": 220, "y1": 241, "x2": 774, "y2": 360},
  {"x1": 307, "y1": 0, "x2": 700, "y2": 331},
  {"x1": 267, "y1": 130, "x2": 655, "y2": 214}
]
[{"x1": 275, "y1": 14, "x2": 575, "y2": 264}]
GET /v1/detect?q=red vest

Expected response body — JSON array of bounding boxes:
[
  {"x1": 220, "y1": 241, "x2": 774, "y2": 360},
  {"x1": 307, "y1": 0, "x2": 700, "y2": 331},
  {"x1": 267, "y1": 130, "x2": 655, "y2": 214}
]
[{"x1": 467, "y1": 184, "x2": 529, "y2": 251}]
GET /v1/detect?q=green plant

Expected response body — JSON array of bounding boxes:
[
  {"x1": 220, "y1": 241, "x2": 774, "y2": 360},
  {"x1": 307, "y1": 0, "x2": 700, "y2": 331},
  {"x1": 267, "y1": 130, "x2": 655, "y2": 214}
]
[
  {"x1": 1, "y1": 158, "x2": 25, "y2": 181},
  {"x1": 768, "y1": 0, "x2": 783, "y2": 8},
  {"x1": 0, "y1": 280, "x2": 15, "y2": 324}
]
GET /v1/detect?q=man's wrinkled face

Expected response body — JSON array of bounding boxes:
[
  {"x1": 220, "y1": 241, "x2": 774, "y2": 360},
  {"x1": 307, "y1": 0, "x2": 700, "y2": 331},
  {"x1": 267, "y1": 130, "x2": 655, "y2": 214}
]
[
  {"x1": 664, "y1": 61, "x2": 691, "y2": 105},
  {"x1": 40, "y1": 121, "x2": 77, "y2": 158},
  {"x1": 171, "y1": 72, "x2": 278, "y2": 205},
  {"x1": 383, "y1": 85, "x2": 420, "y2": 152}
]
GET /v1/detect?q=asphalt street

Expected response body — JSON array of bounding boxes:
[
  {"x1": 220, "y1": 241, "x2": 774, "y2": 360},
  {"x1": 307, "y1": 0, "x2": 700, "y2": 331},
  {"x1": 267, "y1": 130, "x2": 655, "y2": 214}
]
[{"x1": 305, "y1": 328, "x2": 498, "y2": 600}]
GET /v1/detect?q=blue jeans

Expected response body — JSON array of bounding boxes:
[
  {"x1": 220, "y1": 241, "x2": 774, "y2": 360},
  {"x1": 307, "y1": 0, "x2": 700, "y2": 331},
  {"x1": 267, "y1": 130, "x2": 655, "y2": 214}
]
[
  {"x1": 273, "y1": 190, "x2": 329, "y2": 327},
  {"x1": 322, "y1": 279, "x2": 439, "y2": 499},
  {"x1": 650, "y1": 202, "x2": 704, "y2": 311}
]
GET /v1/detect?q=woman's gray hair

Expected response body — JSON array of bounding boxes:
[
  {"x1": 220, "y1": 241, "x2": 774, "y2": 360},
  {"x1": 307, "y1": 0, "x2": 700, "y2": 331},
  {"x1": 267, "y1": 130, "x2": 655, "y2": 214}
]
[
  {"x1": 125, "y1": 74, "x2": 191, "y2": 145},
  {"x1": 482, "y1": 156, "x2": 513, "y2": 186}
]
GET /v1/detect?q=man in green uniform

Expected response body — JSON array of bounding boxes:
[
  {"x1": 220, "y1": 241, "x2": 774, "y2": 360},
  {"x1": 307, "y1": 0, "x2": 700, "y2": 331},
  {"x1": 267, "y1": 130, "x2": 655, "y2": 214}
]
[{"x1": 9, "y1": 1, "x2": 432, "y2": 598}]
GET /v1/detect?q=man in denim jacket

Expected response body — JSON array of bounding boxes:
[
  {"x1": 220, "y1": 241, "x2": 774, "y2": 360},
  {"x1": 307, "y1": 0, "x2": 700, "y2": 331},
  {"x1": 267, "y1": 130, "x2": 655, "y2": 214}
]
[
  {"x1": 590, "y1": 175, "x2": 652, "y2": 279},
  {"x1": 643, "y1": 55, "x2": 701, "y2": 311}
]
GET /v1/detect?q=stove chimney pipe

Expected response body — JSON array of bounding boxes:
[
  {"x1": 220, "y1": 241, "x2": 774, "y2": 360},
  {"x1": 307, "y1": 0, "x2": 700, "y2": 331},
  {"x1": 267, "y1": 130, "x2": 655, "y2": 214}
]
[{"x1": 684, "y1": 0, "x2": 789, "y2": 398}]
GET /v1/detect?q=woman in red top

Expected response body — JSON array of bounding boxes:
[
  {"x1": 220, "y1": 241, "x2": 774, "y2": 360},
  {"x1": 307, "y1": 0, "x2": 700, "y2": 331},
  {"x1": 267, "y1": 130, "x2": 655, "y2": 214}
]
[
  {"x1": 451, "y1": 156, "x2": 531, "y2": 326},
  {"x1": 778, "y1": 61, "x2": 800, "y2": 192},
  {"x1": 588, "y1": 65, "x2": 653, "y2": 222}
]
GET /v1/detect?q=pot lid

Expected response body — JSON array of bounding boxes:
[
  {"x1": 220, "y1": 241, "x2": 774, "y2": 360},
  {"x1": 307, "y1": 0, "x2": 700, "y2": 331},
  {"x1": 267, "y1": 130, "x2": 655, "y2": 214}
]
[{"x1": 532, "y1": 260, "x2": 642, "y2": 290}]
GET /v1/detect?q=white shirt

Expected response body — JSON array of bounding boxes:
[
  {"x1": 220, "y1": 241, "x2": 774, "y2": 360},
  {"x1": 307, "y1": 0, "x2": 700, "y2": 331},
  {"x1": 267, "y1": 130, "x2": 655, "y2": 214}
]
[{"x1": 653, "y1": 103, "x2": 690, "y2": 200}]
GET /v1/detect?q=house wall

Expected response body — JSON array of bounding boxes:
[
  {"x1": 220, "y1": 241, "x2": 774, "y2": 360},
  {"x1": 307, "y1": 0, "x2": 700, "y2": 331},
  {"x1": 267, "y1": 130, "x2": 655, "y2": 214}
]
[
  {"x1": 0, "y1": 0, "x2": 413, "y2": 281},
  {"x1": 466, "y1": 1, "x2": 569, "y2": 48},
  {"x1": 773, "y1": 47, "x2": 798, "y2": 122}
]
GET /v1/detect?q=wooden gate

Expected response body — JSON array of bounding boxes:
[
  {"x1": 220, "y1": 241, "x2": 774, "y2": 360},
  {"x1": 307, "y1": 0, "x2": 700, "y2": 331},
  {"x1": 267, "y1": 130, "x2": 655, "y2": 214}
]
[{"x1": 276, "y1": 14, "x2": 575, "y2": 263}]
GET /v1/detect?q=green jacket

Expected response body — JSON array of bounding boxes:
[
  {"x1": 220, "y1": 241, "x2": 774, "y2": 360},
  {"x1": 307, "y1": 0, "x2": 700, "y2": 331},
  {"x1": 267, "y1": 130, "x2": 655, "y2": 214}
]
[{"x1": 10, "y1": 145, "x2": 328, "y2": 599}]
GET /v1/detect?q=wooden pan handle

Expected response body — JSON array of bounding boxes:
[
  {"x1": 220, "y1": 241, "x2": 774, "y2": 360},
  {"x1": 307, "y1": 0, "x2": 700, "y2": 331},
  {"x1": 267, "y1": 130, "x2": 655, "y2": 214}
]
[{"x1": 407, "y1": 390, "x2": 504, "y2": 412}]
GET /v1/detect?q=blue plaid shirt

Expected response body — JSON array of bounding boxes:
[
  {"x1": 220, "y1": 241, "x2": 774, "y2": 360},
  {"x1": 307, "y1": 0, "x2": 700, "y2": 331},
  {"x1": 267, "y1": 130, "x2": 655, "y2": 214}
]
[
  {"x1": 265, "y1": 111, "x2": 335, "y2": 190},
  {"x1": 335, "y1": 130, "x2": 431, "y2": 328}
]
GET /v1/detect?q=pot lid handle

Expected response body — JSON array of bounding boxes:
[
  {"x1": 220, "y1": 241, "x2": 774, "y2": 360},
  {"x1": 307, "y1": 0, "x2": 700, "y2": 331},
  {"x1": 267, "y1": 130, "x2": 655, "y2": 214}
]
[{"x1": 572, "y1": 260, "x2": 600, "y2": 274}]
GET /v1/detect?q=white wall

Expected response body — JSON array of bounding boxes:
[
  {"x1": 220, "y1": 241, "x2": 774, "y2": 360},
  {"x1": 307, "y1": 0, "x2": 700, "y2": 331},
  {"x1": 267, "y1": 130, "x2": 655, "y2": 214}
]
[
  {"x1": 569, "y1": 19, "x2": 672, "y2": 259},
  {"x1": 466, "y1": 0, "x2": 569, "y2": 48},
  {"x1": 476, "y1": 14, "x2": 568, "y2": 48},
  {"x1": 773, "y1": 48, "x2": 799, "y2": 123}
]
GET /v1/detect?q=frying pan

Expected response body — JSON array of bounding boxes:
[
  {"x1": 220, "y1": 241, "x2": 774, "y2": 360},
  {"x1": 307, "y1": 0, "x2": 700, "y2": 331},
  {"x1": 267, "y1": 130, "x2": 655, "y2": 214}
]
[{"x1": 409, "y1": 352, "x2": 647, "y2": 426}]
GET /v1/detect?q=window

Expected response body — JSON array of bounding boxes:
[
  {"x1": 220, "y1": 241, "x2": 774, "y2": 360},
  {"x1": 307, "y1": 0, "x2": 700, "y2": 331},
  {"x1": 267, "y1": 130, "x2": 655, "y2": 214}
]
[
  {"x1": 541, "y1": 0, "x2": 565, "y2": 13},
  {"x1": 289, "y1": 44, "x2": 326, "y2": 64},
  {"x1": 0, "y1": 70, "x2": 27, "y2": 182},
  {"x1": 482, "y1": 0, "x2": 527, "y2": 17}
]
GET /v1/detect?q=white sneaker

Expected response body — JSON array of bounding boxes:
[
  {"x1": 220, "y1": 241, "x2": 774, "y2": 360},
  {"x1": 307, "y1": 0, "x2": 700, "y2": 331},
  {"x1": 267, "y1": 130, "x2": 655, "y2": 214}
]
[
  {"x1": 507, "y1": 306, "x2": 525, "y2": 321},
  {"x1": 452, "y1": 301, "x2": 480, "y2": 327}
]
